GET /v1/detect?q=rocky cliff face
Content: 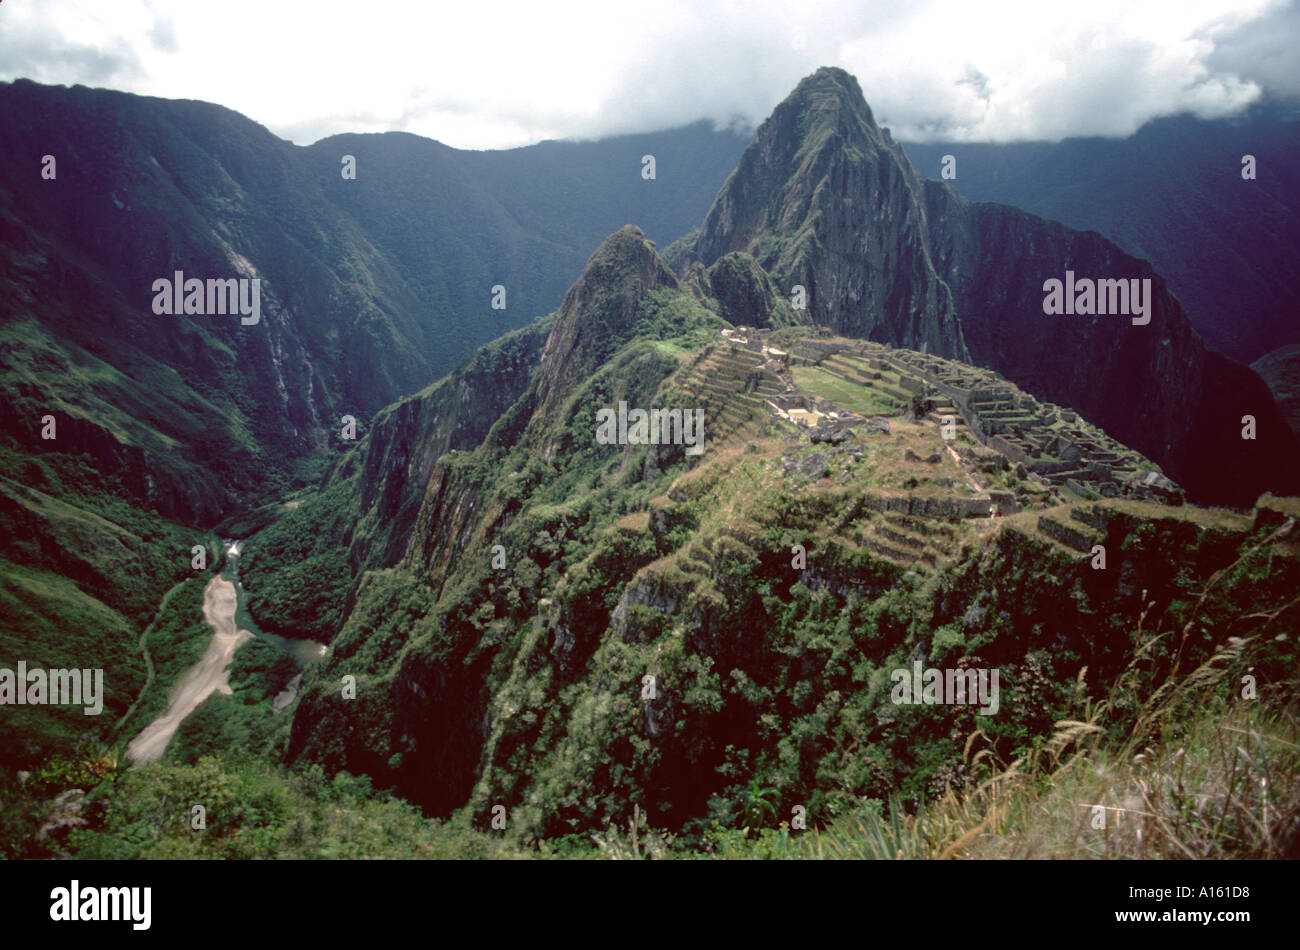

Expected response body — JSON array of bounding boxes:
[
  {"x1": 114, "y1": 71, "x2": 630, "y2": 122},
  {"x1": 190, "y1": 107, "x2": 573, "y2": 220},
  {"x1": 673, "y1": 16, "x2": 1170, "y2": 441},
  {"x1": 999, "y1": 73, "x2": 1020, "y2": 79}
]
[
  {"x1": 399, "y1": 227, "x2": 682, "y2": 589},
  {"x1": 531, "y1": 226, "x2": 678, "y2": 440},
  {"x1": 287, "y1": 228, "x2": 691, "y2": 810},
  {"x1": 689, "y1": 252, "x2": 795, "y2": 328},
  {"x1": 348, "y1": 318, "x2": 551, "y2": 574},
  {"x1": 689, "y1": 68, "x2": 968, "y2": 359},
  {"x1": 900, "y1": 104, "x2": 1300, "y2": 365}
]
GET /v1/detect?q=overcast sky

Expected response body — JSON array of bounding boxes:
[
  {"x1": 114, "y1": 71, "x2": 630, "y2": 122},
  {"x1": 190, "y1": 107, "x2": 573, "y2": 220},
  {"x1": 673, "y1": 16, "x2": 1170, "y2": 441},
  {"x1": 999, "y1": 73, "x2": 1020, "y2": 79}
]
[{"x1": 2, "y1": 0, "x2": 1297, "y2": 149}]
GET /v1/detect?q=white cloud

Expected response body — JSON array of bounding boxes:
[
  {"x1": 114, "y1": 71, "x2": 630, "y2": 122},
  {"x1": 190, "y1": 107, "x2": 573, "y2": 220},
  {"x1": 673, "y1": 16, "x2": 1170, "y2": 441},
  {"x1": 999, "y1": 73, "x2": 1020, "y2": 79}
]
[
  {"x1": 1204, "y1": 0, "x2": 1300, "y2": 99},
  {"x1": 0, "y1": 0, "x2": 1293, "y2": 147}
]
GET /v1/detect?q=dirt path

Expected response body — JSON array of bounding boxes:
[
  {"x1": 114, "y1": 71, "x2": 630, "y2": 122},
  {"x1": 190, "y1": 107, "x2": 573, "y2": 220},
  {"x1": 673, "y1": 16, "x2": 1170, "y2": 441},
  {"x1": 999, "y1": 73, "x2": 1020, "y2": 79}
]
[
  {"x1": 944, "y1": 442, "x2": 987, "y2": 494},
  {"x1": 126, "y1": 575, "x2": 252, "y2": 764}
]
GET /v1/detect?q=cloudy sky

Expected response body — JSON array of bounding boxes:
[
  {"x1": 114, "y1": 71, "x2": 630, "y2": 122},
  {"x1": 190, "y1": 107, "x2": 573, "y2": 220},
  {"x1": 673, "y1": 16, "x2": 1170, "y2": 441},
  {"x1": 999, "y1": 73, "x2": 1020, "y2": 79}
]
[{"x1": 2, "y1": 0, "x2": 1297, "y2": 149}]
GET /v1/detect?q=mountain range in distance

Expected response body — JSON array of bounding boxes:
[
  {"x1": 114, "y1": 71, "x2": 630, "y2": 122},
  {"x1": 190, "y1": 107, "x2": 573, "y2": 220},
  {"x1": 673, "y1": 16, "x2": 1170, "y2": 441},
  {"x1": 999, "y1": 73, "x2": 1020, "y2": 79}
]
[{"x1": 901, "y1": 100, "x2": 1300, "y2": 366}]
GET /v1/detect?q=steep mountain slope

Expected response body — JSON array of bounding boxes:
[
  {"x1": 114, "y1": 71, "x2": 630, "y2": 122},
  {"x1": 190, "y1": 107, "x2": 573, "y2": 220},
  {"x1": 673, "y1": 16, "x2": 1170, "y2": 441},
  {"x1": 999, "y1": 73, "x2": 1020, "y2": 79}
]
[
  {"x1": 279, "y1": 224, "x2": 1299, "y2": 839},
  {"x1": 7, "y1": 65, "x2": 1299, "y2": 856},
  {"x1": 237, "y1": 314, "x2": 555, "y2": 646},
  {"x1": 687, "y1": 68, "x2": 1299, "y2": 506},
  {"x1": 0, "y1": 82, "x2": 433, "y2": 761},
  {"x1": 285, "y1": 226, "x2": 707, "y2": 811},
  {"x1": 0, "y1": 80, "x2": 442, "y2": 522},
  {"x1": 901, "y1": 103, "x2": 1300, "y2": 364},
  {"x1": 921, "y1": 186, "x2": 1294, "y2": 504},
  {"x1": 303, "y1": 120, "x2": 749, "y2": 374}
]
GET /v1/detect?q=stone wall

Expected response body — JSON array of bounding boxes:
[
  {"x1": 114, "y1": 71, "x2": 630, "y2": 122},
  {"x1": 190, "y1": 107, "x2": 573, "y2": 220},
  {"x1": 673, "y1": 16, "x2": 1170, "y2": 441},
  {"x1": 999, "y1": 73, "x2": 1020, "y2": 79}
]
[
  {"x1": 989, "y1": 434, "x2": 1034, "y2": 466},
  {"x1": 858, "y1": 490, "x2": 991, "y2": 520},
  {"x1": 898, "y1": 374, "x2": 925, "y2": 394},
  {"x1": 1037, "y1": 515, "x2": 1096, "y2": 553},
  {"x1": 1070, "y1": 505, "x2": 1111, "y2": 531}
]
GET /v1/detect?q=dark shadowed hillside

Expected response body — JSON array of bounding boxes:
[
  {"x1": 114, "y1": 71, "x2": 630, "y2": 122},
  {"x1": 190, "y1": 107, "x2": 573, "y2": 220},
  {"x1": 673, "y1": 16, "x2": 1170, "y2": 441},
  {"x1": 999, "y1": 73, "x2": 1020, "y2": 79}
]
[
  {"x1": 0, "y1": 79, "x2": 747, "y2": 520},
  {"x1": 902, "y1": 103, "x2": 1300, "y2": 364}
]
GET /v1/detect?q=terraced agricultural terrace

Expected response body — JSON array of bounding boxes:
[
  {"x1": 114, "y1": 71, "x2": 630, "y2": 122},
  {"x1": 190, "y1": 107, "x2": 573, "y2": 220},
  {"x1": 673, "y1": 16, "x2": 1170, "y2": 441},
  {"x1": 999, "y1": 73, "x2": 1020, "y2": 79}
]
[
  {"x1": 630, "y1": 324, "x2": 1295, "y2": 598},
  {"x1": 660, "y1": 328, "x2": 1057, "y2": 575},
  {"x1": 709, "y1": 326, "x2": 1176, "y2": 508}
]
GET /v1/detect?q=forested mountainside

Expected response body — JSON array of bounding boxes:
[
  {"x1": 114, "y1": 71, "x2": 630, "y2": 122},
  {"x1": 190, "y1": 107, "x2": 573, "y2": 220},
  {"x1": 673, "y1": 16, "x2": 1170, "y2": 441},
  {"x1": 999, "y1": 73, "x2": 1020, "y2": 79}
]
[
  {"x1": 0, "y1": 78, "x2": 747, "y2": 521},
  {"x1": 0, "y1": 84, "x2": 739, "y2": 770}
]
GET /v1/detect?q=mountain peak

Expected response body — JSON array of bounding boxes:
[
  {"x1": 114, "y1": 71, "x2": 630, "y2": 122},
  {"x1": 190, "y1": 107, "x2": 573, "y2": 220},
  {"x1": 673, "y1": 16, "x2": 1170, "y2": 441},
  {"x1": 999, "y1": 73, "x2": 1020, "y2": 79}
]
[
  {"x1": 688, "y1": 68, "x2": 966, "y2": 359},
  {"x1": 589, "y1": 223, "x2": 661, "y2": 264},
  {"x1": 766, "y1": 66, "x2": 888, "y2": 163},
  {"x1": 533, "y1": 225, "x2": 677, "y2": 414},
  {"x1": 785, "y1": 66, "x2": 877, "y2": 128}
]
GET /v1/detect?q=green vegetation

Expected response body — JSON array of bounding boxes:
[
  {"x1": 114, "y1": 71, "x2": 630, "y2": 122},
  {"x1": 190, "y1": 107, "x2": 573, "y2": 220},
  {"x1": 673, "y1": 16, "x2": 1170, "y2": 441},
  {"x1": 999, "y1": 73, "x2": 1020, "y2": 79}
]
[
  {"x1": 111, "y1": 576, "x2": 214, "y2": 744},
  {"x1": 4, "y1": 71, "x2": 1298, "y2": 863},
  {"x1": 9, "y1": 612, "x2": 1293, "y2": 859},
  {"x1": 0, "y1": 560, "x2": 142, "y2": 762},
  {"x1": 634, "y1": 286, "x2": 725, "y2": 350},
  {"x1": 240, "y1": 478, "x2": 357, "y2": 644},
  {"x1": 0, "y1": 441, "x2": 216, "y2": 762},
  {"x1": 268, "y1": 261, "x2": 1300, "y2": 854},
  {"x1": 790, "y1": 365, "x2": 902, "y2": 416},
  {"x1": 167, "y1": 636, "x2": 298, "y2": 767},
  {"x1": 3, "y1": 752, "x2": 533, "y2": 859}
]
